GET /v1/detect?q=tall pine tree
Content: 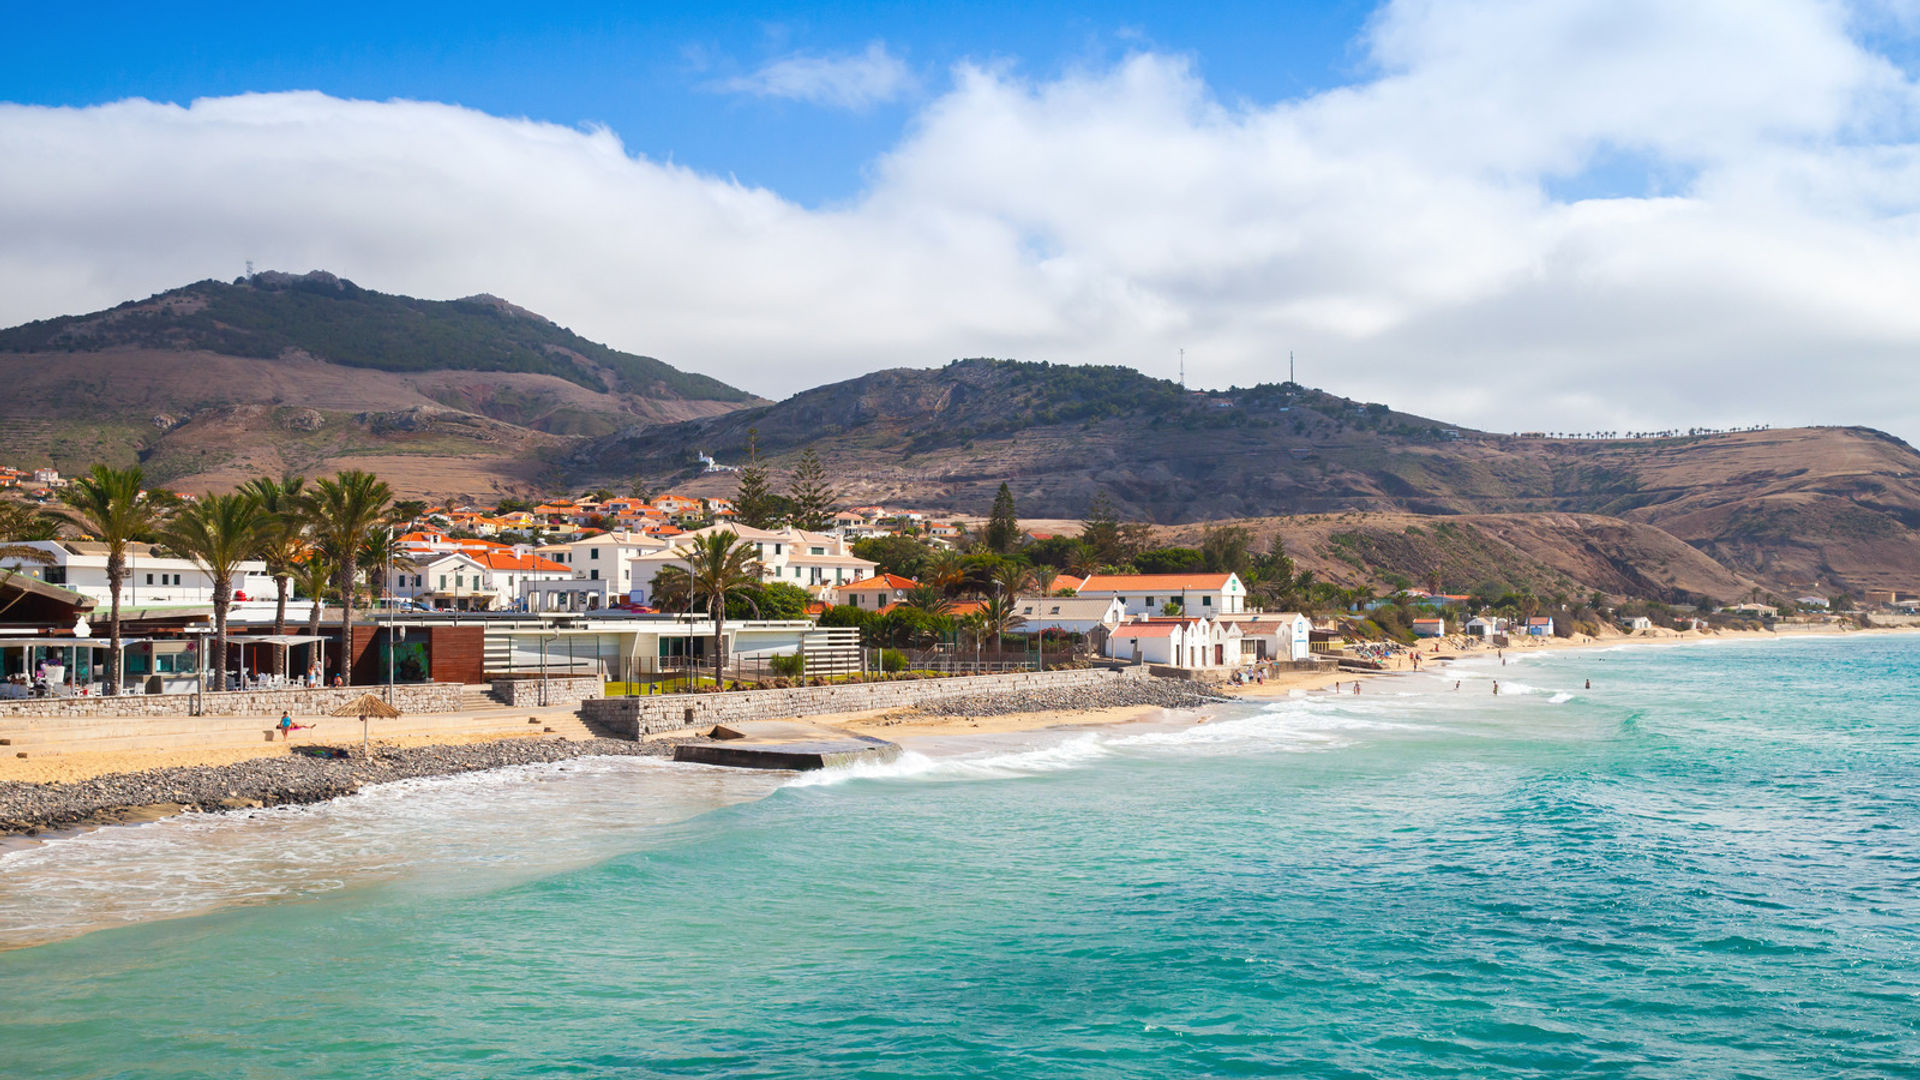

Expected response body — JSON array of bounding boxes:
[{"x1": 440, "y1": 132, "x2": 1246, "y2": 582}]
[
  {"x1": 786, "y1": 448, "x2": 837, "y2": 531},
  {"x1": 985, "y1": 482, "x2": 1019, "y2": 553},
  {"x1": 1080, "y1": 491, "x2": 1122, "y2": 565},
  {"x1": 732, "y1": 428, "x2": 778, "y2": 529}
]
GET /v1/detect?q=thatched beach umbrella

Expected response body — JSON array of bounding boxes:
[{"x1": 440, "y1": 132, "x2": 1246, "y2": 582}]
[{"x1": 331, "y1": 692, "x2": 401, "y2": 757}]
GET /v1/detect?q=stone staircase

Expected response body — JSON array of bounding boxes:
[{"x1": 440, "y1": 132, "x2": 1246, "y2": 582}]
[{"x1": 459, "y1": 686, "x2": 506, "y2": 712}]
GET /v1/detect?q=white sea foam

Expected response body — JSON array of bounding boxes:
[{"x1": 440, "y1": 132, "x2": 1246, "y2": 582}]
[
  {"x1": 1548, "y1": 692, "x2": 1575, "y2": 704},
  {"x1": 0, "y1": 755, "x2": 780, "y2": 949}
]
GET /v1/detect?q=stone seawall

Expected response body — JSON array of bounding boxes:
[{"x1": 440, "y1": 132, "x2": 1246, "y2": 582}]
[
  {"x1": 490, "y1": 675, "x2": 602, "y2": 708},
  {"x1": 0, "y1": 683, "x2": 465, "y2": 720},
  {"x1": 582, "y1": 668, "x2": 1138, "y2": 737}
]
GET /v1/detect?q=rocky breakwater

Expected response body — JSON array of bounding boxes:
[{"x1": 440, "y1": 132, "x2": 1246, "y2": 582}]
[
  {"x1": 910, "y1": 676, "x2": 1230, "y2": 718},
  {"x1": 0, "y1": 737, "x2": 679, "y2": 837}
]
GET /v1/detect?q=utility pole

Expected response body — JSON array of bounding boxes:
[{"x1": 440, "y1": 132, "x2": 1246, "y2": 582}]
[{"x1": 384, "y1": 526, "x2": 394, "y2": 704}]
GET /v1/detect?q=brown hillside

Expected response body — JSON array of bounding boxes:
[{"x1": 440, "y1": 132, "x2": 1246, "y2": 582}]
[
  {"x1": 585, "y1": 360, "x2": 1920, "y2": 595},
  {"x1": 1159, "y1": 513, "x2": 1759, "y2": 604}
]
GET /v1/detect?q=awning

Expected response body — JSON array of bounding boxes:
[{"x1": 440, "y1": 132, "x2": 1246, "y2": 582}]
[{"x1": 230, "y1": 634, "x2": 329, "y2": 646}]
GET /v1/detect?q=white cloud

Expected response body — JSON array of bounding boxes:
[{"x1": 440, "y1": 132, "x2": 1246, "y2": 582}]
[
  {"x1": 717, "y1": 41, "x2": 915, "y2": 109},
  {"x1": 3, "y1": 0, "x2": 1920, "y2": 444}
]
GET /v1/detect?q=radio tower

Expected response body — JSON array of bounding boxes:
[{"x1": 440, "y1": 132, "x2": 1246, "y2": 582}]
[
  {"x1": 1179, "y1": 348, "x2": 1185, "y2": 388},
  {"x1": 1290, "y1": 350, "x2": 1295, "y2": 385}
]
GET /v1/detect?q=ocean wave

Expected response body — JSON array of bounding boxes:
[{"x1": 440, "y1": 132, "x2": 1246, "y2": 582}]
[
  {"x1": 793, "y1": 698, "x2": 1445, "y2": 789},
  {"x1": 0, "y1": 755, "x2": 776, "y2": 949}
]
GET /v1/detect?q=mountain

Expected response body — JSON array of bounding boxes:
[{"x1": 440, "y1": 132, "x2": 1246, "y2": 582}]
[
  {"x1": 578, "y1": 358, "x2": 1920, "y2": 596},
  {"x1": 0, "y1": 271, "x2": 760, "y2": 495}
]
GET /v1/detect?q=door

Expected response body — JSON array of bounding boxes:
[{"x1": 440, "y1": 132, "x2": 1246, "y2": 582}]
[{"x1": 1214, "y1": 644, "x2": 1224, "y2": 665}]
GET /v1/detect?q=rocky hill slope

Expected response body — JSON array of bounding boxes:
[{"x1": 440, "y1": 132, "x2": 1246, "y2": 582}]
[
  {"x1": 0, "y1": 271, "x2": 759, "y2": 495},
  {"x1": 584, "y1": 359, "x2": 1920, "y2": 595}
]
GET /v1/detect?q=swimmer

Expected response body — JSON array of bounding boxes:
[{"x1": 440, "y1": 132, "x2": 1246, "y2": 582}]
[{"x1": 1492, "y1": 680, "x2": 1500, "y2": 695}]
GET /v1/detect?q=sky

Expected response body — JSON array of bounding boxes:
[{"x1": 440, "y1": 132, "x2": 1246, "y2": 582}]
[{"x1": 3, "y1": 0, "x2": 1920, "y2": 441}]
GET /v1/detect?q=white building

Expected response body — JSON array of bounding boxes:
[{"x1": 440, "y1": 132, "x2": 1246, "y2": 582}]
[
  {"x1": 1464, "y1": 616, "x2": 1504, "y2": 639},
  {"x1": 13, "y1": 540, "x2": 273, "y2": 609},
  {"x1": 1104, "y1": 617, "x2": 1242, "y2": 668},
  {"x1": 1411, "y1": 617, "x2": 1446, "y2": 638},
  {"x1": 553, "y1": 532, "x2": 675, "y2": 601},
  {"x1": 393, "y1": 550, "x2": 572, "y2": 611},
  {"x1": 1014, "y1": 595, "x2": 1127, "y2": 635},
  {"x1": 832, "y1": 573, "x2": 918, "y2": 610},
  {"x1": 629, "y1": 525, "x2": 879, "y2": 604},
  {"x1": 1218, "y1": 612, "x2": 1311, "y2": 661},
  {"x1": 1075, "y1": 573, "x2": 1248, "y2": 618}
]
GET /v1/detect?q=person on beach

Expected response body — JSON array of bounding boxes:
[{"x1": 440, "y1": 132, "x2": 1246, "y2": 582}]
[
  {"x1": 1584, "y1": 679, "x2": 1591, "y2": 689},
  {"x1": 1353, "y1": 682, "x2": 1361, "y2": 694},
  {"x1": 277, "y1": 712, "x2": 295, "y2": 740},
  {"x1": 1492, "y1": 680, "x2": 1500, "y2": 695},
  {"x1": 1454, "y1": 681, "x2": 1461, "y2": 691}
]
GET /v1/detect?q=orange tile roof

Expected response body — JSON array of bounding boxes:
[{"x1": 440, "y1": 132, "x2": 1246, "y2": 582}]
[
  {"x1": 1111, "y1": 623, "x2": 1177, "y2": 638},
  {"x1": 833, "y1": 573, "x2": 918, "y2": 592},
  {"x1": 1078, "y1": 573, "x2": 1234, "y2": 591},
  {"x1": 469, "y1": 551, "x2": 570, "y2": 572}
]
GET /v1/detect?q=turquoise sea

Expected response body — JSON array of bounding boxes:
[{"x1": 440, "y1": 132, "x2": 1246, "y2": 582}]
[{"x1": 2, "y1": 634, "x2": 1918, "y2": 1078}]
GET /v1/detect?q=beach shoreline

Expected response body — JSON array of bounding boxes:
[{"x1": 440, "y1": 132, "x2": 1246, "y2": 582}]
[{"x1": 3, "y1": 624, "x2": 1911, "y2": 838}]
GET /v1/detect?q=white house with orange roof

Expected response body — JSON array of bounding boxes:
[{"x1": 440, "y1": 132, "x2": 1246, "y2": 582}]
[
  {"x1": 550, "y1": 531, "x2": 675, "y2": 600},
  {"x1": 1103, "y1": 617, "x2": 1242, "y2": 668},
  {"x1": 1216, "y1": 612, "x2": 1312, "y2": 661},
  {"x1": 832, "y1": 573, "x2": 918, "y2": 610},
  {"x1": 1075, "y1": 573, "x2": 1247, "y2": 618},
  {"x1": 627, "y1": 525, "x2": 879, "y2": 604},
  {"x1": 1014, "y1": 595, "x2": 1126, "y2": 635},
  {"x1": 650, "y1": 494, "x2": 703, "y2": 521},
  {"x1": 392, "y1": 549, "x2": 567, "y2": 610}
]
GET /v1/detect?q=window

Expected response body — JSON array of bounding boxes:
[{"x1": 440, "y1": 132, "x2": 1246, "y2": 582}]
[
  {"x1": 1202, "y1": 596, "x2": 1213, "y2": 607},
  {"x1": 146, "y1": 574, "x2": 154, "y2": 585},
  {"x1": 774, "y1": 543, "x2": 783, "y2": 555},
  {"x1": 439, "y1": 575, "x2": 448, "y2": 589},
  {"x1": 589, "y1": 548, "x2": 600, "y2": 559},
  {"x1": 590, "y1": 569, "x2": 600, "y2": 580},
  {"x1": 1146, "y1": 597, "x2": 1156, "y2": 607},
  {"x1": 810, "y1": 547, "x2": 825, "y2": 555}
]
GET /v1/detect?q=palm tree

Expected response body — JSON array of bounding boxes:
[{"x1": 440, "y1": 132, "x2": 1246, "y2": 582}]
[
  {"x1": 292, "y1": 550, "x2": 334, "y2": 682},
  {"x1": 980, "y1": 593, "x2": 1025, "y2": 653},
  {"x1": 240, "y1": 475, "x2": 306, "y2": 674},
  {"x1": 358, "y1": 528, "x2": 417, "y2": 603},
  {"x1": 303, "y1": 471, "x2": 393, "y2": 686},
  {"x1": 900, "y1": 583, "x2": 955, "y2": 617},
  {"x1": 991, "y1": 563, "x2": 1034, "y2": 599},
  {"x1": 162, "y1": 493, "x2": 271, "y2": 692},
  {"x1": 0, "y1": 543, "x2": 53, "y2": 620},
  {"x1": 649, "y1": 564, "x2": 693, "y2": 614},
  {"x1": 0, "y1": 499, "x2": 58, "y2": 542},
  {"x1": 680, "y1": 531, "x2": 764, "y2": 689},
  {"x1": 922, "y1": 550, "x2": 968, "y2": 596},
  {"x1": 53, "y1": 466, "x2": 162, "y2": 695},
  {"x1": 1031, "y1": 564, "x2": 1060, "y2": 597}
]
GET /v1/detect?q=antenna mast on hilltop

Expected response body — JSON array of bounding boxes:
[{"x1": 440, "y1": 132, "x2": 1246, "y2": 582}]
[
  {"x1": 1290, "y1": 350, "x2": 1296, "y2": 385},
  {"x1": 1179, "y1": 348, "x2": 1185, "y2": 388}
]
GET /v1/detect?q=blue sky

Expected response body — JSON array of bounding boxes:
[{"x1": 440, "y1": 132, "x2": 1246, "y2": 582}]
[
  {"x1": 4, "y1": 1, "x2": 1920, "y2": 440},
  {"x1": 2, "y1": 1, "x2": 1378, "y2": 206}
]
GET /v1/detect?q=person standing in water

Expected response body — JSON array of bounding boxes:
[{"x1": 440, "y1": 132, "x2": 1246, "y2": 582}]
[
  {"x1": 1584, "y1": 679, "x2": 1591, "y2": 690},
  {"x1": 1492, "y1": 680, "x2": 1500, "y2": 695}
]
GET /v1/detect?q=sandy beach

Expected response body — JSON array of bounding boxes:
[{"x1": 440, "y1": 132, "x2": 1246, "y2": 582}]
[{"x1": 5, "y1": 623, "x2": 1910, "y2": 787}]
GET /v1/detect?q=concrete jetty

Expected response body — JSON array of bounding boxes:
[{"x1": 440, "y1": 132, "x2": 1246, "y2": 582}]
[{"x1": 672, "y1": 721, "x2": 901, "y2": 771}]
